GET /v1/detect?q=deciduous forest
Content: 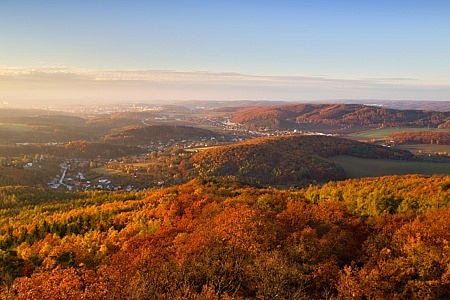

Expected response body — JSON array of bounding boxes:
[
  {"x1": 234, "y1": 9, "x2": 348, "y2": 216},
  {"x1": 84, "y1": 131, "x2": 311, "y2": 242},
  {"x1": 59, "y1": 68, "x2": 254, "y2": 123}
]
[{"x1": 0, "y1": 175, "x2": 449, "y2": 299}]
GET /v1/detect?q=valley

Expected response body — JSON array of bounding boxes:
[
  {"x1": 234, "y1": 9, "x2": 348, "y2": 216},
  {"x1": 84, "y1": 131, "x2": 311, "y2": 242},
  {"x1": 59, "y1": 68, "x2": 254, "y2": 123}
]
[
  {"x1": 1, "y1": 101, "x2": 450, "y2": 299},
  {"x1": 2, "y1": 102, "x2": 450, "y2": 189}
]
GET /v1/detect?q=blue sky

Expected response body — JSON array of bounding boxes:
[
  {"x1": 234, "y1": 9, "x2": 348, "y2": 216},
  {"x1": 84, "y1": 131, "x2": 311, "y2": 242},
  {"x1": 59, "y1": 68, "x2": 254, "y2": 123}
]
[{"x1": 1, "y1": 0, "x2": 449, "y2": 105}]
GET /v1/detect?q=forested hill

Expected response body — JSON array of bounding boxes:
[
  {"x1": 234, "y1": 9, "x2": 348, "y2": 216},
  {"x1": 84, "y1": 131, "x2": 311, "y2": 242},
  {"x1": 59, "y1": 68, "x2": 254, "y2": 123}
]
[
  {"x1": 231, "y1": 103, "x2": 450, "y2": 130},
  {"x1": 388, "y1": 131, "x2": 450, "y2": 145},
  {"x1": 189, "y1": 135, "x2": 413, "y2": 187},
  {"x1": 103, "y1": 125, "x2": 218, "y2": 144}
]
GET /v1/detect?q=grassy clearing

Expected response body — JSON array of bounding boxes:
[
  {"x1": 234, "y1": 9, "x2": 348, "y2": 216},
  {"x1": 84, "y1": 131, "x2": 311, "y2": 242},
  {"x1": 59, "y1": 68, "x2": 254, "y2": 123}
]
[
  {"x1": 0, "y1": 123, "x2": 33, "y2": 131},
  {"x1": 184, "y1": 146, "x2": 218, "y2": 152},
  {"x1": 348, "y1": 127, "x2": 450, "y2": 139},
  {"x1": 330, "y1": 155, "x2": 450, "y2": 178},
  {"x1": 91, "y1": 166, "x2": 122, "y2": 176},
  {"x1": 0, "y1": 124, "x2": 36, "y2": 144}
]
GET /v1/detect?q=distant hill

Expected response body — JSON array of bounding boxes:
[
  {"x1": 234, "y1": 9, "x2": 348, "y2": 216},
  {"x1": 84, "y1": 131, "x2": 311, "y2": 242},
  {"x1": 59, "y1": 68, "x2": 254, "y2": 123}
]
[
  {"x1": 312, "y1": 100, "x2": 450, "y2": 112},
  {"x1": 388, "y1": 131, "x2": 450, "y2": 145},
  {"x1": 0, "y1": 108, "x2": 70, "y2": 118},
  {"x1": 354, "y1": 100, "x2": 450, "y2": 112},
  {"x1": 177, "y1": 100, "x2": 290, "y2": 110},
  {"x1": 2, "y1": 115, "x2": 87, "y2": 126},
  {"x1": 231, "y1": 104, "x2": 450, "y2": 131},
  {"x1": 103, "y1": 125, "x2": 218, "y2": 144},
  {"x1": 189, "y1": 135, "x2": 413, "y2": 187}
]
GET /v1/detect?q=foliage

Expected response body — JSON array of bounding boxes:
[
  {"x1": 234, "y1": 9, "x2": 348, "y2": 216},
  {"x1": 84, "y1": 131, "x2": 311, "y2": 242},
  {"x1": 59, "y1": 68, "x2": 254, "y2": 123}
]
[
  {"x1": 303, "y1": 174, "x2": 450, "y2": 216},
  {"x1": 0, "y1": 175, "x2": 446, "y2": 298}
]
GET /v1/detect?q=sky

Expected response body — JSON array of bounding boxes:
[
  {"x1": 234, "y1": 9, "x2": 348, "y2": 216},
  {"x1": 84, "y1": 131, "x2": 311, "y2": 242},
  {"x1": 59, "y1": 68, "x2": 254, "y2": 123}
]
[{"x1": 0, "y1": 0, "x2": 449, "y2": 106}]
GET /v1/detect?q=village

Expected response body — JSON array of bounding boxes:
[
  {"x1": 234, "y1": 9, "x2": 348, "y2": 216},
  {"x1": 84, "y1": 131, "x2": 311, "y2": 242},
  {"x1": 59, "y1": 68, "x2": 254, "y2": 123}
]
[{"x1": 48, "y1": 159, "x2": 115, "y2": 191}]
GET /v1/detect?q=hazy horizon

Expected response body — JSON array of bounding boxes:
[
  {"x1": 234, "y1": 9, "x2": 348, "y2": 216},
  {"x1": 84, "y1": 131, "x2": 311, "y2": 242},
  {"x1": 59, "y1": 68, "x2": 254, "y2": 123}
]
[{"x1": 1, "y1": 1, "x2": 449, "y2": 105}]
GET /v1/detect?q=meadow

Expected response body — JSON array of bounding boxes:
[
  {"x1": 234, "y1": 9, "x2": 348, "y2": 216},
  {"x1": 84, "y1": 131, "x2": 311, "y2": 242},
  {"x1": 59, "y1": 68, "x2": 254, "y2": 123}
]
[
  {"x1": 396, "y1": 144, "x2": 450, "y2": 155},
  {"x1": 348, "y1": 127, "x2": 450, "y2": 140},
  {"x1": 0, "y1": 123, "x2": 35, "y2": 144},
  {"x1": 330, "y1": 155, "x2": 450, "y2": 178}
]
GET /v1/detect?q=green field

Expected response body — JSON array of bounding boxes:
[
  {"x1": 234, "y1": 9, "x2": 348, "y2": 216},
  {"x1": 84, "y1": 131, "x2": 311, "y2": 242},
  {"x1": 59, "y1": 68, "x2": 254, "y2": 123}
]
[
  {"x1": 348, "y1": 127, "x2": 450, "y2": 140},
  {"x1": 396, "y1": 144, "x2": 450, "y2": 155},
  {"x1": 330, "y1": 155, "x2": 450, "y2": 178},
  {"x1": 91, "y1": 166, "x2": 125, "y2": 176},
  {"x1": 184, "y1": 146, "x2": 218, "y2": 152},
  {"x1": 0, "y1": 124, "x2": 35, "y2": 144},
  {"x1": 0, "y1": 123, "x2": 33, "y2": 134},
  {"x1": 0, "y1": 123, "x2": 32, "y2": 130}
]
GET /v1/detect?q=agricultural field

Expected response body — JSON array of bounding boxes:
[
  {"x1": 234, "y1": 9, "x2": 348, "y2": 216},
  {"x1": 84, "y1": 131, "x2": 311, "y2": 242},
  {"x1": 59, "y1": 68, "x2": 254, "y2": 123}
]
[
  {"x1": 0, "y1": 123, "x2": 35, "y2": 144},
  {"x1": 184, "y1": 146, "x2": 218, "y2": 152},
  {"x1": 347, "y1": 127, "x2": 450, "y2": 140},
  {"x1": 396, "y1": 144, "x2": 450, "y2": 155},
  {"x1": 330, "y1": 155, "x2": 450, "y2": 178},
  {"x1": 91, "y1": 166, "x2": 122, "y2": 176}
]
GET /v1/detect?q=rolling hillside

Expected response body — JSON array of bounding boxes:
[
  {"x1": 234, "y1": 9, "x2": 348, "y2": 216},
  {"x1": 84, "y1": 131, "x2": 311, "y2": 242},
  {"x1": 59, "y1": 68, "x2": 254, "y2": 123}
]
[
  {"x1": 103, "y1": 125, "x2": 218, "y2": 144},
  {"x1": 231, "y1": 103, "x2": 450, "y2": 131}
]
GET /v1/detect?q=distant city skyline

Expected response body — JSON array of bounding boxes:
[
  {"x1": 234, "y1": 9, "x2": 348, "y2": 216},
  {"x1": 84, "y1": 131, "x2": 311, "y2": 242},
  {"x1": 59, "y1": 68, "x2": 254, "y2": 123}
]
[{"x1": 1, "y1": 1, "x2": 449, "y2": 104}]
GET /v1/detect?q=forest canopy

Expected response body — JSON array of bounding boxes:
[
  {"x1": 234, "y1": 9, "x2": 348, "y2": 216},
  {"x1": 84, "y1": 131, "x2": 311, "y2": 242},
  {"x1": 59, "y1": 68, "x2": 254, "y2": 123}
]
[{"x1": 0, "y1": 175, "x2": 450, "y2": 298}]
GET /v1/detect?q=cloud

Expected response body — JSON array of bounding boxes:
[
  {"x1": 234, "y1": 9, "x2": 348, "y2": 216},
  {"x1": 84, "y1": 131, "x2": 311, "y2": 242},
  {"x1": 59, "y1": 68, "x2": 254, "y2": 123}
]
[
  {"x1": 0, "y1": 66, "x2": 449, "y2": 104},
  {"x1": 0, "y1": 66, "x2": 434, "y2": 86}
]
